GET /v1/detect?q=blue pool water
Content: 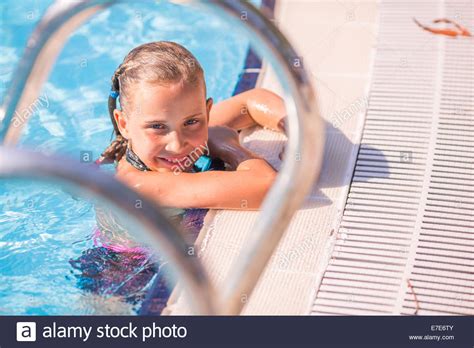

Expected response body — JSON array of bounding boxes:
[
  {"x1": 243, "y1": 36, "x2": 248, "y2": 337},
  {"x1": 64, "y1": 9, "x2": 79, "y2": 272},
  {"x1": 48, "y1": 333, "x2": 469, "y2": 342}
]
[{"x1": 0, "y1": 0, "x2": 256, "y2": 315}]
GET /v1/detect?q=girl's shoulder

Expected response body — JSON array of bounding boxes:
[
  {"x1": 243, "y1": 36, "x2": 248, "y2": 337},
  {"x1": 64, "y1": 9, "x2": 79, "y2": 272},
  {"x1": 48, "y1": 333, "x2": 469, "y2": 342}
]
[{"x1": 115, "y1": 158, "x2": 132, "y2": 175}]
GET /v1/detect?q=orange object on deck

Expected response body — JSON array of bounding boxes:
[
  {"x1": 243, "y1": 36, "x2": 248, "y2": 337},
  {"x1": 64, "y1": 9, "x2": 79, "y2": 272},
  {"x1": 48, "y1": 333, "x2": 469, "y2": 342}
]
[{"x1": 413, "y1": 17, "x2": 472, "y2": 37}]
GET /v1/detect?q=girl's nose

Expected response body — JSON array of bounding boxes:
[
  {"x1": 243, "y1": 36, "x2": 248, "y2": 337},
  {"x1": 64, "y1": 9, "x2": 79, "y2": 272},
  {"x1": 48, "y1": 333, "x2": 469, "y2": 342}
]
[{"x1": 165, "y1": 130, "x2": 185, "y2": 153}]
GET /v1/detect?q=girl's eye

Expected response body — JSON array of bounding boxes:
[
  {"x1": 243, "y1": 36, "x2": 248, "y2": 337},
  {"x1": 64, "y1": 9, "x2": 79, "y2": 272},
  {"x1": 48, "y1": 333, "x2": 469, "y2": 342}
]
[
  {"x1": 185, "y1": 119, "x2": 199, "y2": 126},
  {"x1": 150, "y1": 123, "x2": 166, "y2": 130}
]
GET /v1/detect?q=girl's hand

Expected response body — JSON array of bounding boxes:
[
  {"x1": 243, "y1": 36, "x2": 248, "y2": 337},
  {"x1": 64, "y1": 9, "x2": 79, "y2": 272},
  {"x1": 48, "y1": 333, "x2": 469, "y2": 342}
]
[
  {"x1": 277, "y1": 117, "x2": 287, "y2": 161},
  {"x1": 277, "y1": 117, "x2": 287, "y2": 134},
  {"x1": 208, "y1": 126, "x2": 264, "y2": 170},
  {"x1": 207, "y1": 126, "x2": 241, "y2": 164},
  {"x1": 208, "y1": 126, "x2": 240, "y2": 150}
]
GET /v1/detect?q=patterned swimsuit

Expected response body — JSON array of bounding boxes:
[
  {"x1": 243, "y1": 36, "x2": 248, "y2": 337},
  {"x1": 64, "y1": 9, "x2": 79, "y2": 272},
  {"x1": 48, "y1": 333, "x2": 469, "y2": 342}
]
[{"x1": 69, "y1": 149, "x2": 225, "y2": 312}]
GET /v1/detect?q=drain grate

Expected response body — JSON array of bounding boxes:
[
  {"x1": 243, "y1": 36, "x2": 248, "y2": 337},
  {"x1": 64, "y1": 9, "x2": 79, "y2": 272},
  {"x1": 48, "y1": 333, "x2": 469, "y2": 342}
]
[{"x1": 312, "y1": 0, "x2": 473, "y2": 315}]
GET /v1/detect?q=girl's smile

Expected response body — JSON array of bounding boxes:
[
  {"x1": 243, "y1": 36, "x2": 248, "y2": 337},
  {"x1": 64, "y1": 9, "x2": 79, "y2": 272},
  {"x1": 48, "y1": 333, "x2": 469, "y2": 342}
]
[{"x1": 157, "y1": 154, "x2": 192, "y2": 168}]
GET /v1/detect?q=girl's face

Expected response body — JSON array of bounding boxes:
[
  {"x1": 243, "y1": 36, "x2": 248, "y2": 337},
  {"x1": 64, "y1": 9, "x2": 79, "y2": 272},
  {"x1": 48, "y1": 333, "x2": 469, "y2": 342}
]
[{"x1": 114, "y1": 80, "x2": 212, "y2": 173}]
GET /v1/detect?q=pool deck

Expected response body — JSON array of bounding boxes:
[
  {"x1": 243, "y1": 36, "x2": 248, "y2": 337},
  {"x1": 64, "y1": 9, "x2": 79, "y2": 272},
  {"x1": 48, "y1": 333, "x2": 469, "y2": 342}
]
[{"x1": 164, "y1": 0, "x2": 379, "y2": 315}]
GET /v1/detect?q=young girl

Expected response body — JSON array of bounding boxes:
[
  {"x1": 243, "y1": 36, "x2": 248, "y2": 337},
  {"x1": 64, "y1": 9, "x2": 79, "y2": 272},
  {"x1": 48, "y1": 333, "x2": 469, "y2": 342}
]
[
  {"x1": 70, "y1": 41, "x2": 287, "y2": 311},
  {"x1": 96, "y1": 41, "x2": 287, "y2": 210}
]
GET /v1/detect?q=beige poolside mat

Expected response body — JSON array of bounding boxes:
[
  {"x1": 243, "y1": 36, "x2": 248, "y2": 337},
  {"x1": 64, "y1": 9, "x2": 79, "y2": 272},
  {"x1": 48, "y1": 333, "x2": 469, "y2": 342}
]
[
  {"x1": 164, "y1": 0, "x2": 378, "y2": 314},
  {"x1": 311, "y1": 0, "x2": 473, "y2": 315}
]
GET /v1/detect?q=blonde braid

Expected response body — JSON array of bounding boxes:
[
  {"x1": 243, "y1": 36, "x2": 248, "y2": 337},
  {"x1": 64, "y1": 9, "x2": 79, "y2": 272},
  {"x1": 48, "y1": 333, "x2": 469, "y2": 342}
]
[
  {"x1": 96, "y1": 134, "x2": 128, "y2": 165},
  {"x1": 96, "y1": 65, "x2": 128, "y2": 165}
]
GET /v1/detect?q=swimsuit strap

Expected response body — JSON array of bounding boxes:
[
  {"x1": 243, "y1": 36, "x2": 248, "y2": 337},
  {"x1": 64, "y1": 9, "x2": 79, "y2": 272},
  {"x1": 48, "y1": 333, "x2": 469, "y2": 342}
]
[
  {"x1": 125, "y1": 146, "x2": 150, "y2": 172},
  {"x1": 125, "y1": 146, "x2": 225, "y2": 173}
]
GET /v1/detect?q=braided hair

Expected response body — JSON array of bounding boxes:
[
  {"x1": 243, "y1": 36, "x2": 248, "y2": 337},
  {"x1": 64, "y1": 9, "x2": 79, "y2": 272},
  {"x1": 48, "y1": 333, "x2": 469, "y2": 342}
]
[
  {"x1": 95, "y1": 66, "x2": 128, "y2": 165},
  {"x1": 96, "y1": 41, "x2": 205, "y2": 165}
]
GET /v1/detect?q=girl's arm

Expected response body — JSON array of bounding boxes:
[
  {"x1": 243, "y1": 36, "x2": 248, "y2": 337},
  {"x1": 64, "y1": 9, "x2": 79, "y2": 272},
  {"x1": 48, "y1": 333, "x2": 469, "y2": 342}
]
[
  {"x1": 119, "y1": 168, "x2": 274, "y2": 210},
  {"x1": 209, "y1": 88, "x2": 287, "y2": 133},
  {"x1": 117, "y1": 145, "x2": 276, "y2": 210}
]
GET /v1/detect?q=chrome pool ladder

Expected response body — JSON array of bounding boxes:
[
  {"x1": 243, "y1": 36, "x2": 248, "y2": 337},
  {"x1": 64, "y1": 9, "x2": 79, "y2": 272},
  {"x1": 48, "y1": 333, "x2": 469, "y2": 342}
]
[{"x1": 0, "y1": 0, "x2": 324, "y2": 315}]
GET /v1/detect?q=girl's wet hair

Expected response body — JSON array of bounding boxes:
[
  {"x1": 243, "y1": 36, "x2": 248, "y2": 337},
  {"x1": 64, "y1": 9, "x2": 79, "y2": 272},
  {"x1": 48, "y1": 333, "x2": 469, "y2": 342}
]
[{"x1": 97, "y1": 41, "x2": 205, "y2": 165}]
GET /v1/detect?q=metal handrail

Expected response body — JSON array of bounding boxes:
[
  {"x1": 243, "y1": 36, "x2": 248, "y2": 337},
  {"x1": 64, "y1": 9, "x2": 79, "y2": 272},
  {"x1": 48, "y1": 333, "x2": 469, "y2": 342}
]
[
  {"x1": 0, "y1": 0, "x2": 324, "y2": 315},
  {"x1": 201, "y1": 1, "x2": 324, "y2": 314},
  {"x1": 0, "y1": 146, "x2": 217, "y2": 314}
]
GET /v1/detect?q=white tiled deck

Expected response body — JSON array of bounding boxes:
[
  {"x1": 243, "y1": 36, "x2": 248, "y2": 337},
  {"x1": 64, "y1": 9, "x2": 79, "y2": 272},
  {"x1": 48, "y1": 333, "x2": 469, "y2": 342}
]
[{"x1": 311, "y1": 0, "x2": 473, "y2": 315}]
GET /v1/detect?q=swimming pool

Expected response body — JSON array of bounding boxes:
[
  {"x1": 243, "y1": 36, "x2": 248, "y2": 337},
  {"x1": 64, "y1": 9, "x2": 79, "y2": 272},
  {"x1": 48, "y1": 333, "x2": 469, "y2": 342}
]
[{"x1": 0, "y1": 0, "x2": 257, "y2": 315}]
